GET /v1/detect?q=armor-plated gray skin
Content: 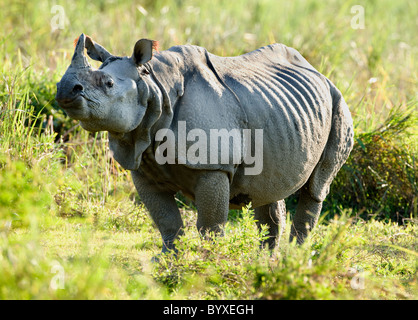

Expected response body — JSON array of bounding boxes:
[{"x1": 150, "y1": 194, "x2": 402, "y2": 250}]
[{"x1": 56, "y1": 34, "x2": 353, "y2": 253}]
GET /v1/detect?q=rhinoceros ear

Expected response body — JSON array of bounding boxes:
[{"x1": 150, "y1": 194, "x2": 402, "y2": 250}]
[
  {"x1": 132, "y1": 39, "x2": 158, "y2": 66},
  {"x1": 84, "y1": 35, "x2": 112, "y2": 62}
]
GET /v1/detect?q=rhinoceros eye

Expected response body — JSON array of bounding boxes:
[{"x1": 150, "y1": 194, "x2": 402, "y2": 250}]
[
  {"x1": 141, "y1": 68, "x2": 150, "y2": 76},
  {"x1": 106, "y1": 79, "x2": 114, "y2": 88}
]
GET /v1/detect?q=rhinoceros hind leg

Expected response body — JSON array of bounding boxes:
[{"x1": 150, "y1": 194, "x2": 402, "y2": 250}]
[
  {"x1": 254, "y1": 200, "x2": 286, "y2": 249},
  {"x1": 290, "y1": 89, "x2": 353, "y2": 244},
  {"x1": 290, "y1": 185, "x2": 323, "y2": 244}
]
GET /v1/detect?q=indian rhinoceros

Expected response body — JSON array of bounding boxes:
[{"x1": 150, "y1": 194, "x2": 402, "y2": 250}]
[{"x1": 56, "y1": 34, "x2": 353, "y2": 254}]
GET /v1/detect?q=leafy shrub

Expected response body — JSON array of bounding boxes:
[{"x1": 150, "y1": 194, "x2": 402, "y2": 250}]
[{"x1": 328, "y1": 107, "x2": 417, "y2": 222}]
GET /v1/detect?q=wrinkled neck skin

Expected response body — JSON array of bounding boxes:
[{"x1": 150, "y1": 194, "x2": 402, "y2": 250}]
[
  {"x1": 146, "y1": 51, "x2": 186, "y2": 109},
  {"x1": 108, "y1": 51, "x2": 185, "y2": 171}
]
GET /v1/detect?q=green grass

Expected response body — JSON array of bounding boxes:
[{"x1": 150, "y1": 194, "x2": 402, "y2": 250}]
[
  {"x1": 0, "y1": 0, "x2": 417, "y2": 299},
  {"x1": 2, "y1": 196, "x2": 416, "y2": 299}
]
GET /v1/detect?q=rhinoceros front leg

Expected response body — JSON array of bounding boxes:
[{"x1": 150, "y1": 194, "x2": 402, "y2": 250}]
[
  {"x1": 131, "y1": 171, "x2": 184, "y2": 254},
  {"x1": 290, "y1": 185, "x2": 323, "y2": 244},
  {"x1": 254, "y1": 200, "x2": 286, "y2": 249},
  {"x1": 194, "y1": 171, "x2": 230, "y2": 238}
]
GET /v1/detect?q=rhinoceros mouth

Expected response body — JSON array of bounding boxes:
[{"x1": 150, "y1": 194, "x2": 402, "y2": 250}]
[
  {"x1": 57, "y1": 94, "x2": 86, "y2": 109},
  {"x1": 57, "y1": 95, "x2": 80, "y2": 107},
  {"x1": 57, "y1": 95, "x2": 91, "y2": 120}
]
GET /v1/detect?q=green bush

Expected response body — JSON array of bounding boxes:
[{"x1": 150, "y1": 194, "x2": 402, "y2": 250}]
[{"x1": 328, "y1": 107, "x2": 417, "y2": 222}]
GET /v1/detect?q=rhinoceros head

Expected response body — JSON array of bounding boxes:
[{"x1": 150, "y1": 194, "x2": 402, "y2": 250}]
[{"x1": 56, "y1": 33, "x2": 158, "y2": 134}]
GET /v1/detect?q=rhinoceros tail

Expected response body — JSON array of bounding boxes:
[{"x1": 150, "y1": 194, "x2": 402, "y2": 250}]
[{"x1": 307, "y1": 84, "x2": 354, "y2": 202}]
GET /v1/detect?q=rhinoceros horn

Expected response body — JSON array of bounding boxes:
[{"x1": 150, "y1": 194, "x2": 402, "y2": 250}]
[{"x1": 71, "y1": 33, "x2": 91, "y2": 69}]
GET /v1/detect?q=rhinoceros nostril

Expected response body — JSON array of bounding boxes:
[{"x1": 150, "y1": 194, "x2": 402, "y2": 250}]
[{"x1": 72, "y1": 84, "x2": 84, "y2": 93}]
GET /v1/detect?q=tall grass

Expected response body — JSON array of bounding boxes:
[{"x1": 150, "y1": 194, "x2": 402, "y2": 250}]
[{"x1": 0, "y1": 0, "x2": 417, "y2": 299}]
